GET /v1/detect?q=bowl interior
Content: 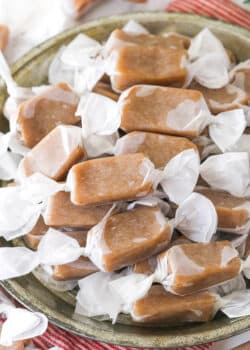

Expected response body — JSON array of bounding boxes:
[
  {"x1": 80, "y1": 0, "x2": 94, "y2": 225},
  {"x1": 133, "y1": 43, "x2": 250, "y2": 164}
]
[{"x1": 0, "y1": 12, "x2": 250, "y2": 348}]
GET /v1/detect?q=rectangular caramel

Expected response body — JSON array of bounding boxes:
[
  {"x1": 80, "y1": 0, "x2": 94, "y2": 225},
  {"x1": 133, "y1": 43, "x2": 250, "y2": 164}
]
[
  {"x1": 18, "y1": 125, "x2": 85, "y2": 181},
  {"x1": 120, "y1": 85, "x2": 203, "y2": 137},
  {"x1": 197, "y1": 187, "x2": 249, "y2": 230},
  {"x1": 109, "y1": 46, "x2": 188, "y2": 91},
  {"x1": 53, "y1": 256, "x2": 98, "y2": 281},
  {"x1": 44, "y1": 191, "x2": 112, "y2": 228},
  {"x1": 166, "y1": 241, "x2": 241, "y2": 295},
  {"x1": 105, "y1": 29, "x2": 190, "y2": 55},
  {"x1": 132, "y1": 285, "x2": 216, "y2": 324},
  {"x1": 69, "y1": 153, "x2": 154, "y2": 206},
  {"x1": 115, "y1": 131, "x2": 198, "y2": 168},
  {"x1": 17, "y1": 83, "x2": 80, "y2": 147},
  {"x1": 88, "y1": 205, "x2": 172, "y2": 272}
]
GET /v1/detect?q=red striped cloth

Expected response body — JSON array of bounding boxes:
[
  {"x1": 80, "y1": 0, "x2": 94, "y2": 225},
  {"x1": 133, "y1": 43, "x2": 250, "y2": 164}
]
[
  {"x1": 166, "y1": 0, "x2": 250, "y2": 29},
  {"x1": 0, "y1": 1, "x2": 249, "y2": 349}
]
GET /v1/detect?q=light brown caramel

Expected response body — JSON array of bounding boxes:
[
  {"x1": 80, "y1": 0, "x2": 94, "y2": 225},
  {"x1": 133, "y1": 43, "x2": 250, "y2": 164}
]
[
  {"x1": 18, "y1": 126, "x2": 85, "y2": 181},
  {"x1": 167, "y1": 241, "x2": 241, "y2": 295},
  {"x1": 17, "y1": 83, "x2": 80, "y2": 148},
  {"x1": 132, "y1": 285, "x2": 216, "y2": 324},
  {"x1": 93, "y1": 81, "x2": 119, "y2": 101},
  {"x1": 106, "y1": 29, "x2": 190, "y2": 54},
  {"x1": 53, "y1": 256, "x2": 98, "y2": 281},
  {"x1": 116, "y1": 131, "x2": 198, "y2": 168},
  {"x1": 111, "y1": 46, "x2": 188, "y2": 91},
  {"x1": 189, "y1": 81, "x2": 248, "y2": 114},
  {"x1": 120, "y1": 85, "x2": 202, "y2": 137},
  {"x1": 89, "y1": 205, "x2": 172, "y2": 272},
  {"x1": 69, "y1": 153, "x2": 154, "y2": 206},
  {"x1": 0, "y1": 25, "x2": 9, "y2": 51},
  {"x1": 24, "y1": 216, "x2": 49, "y2": 250},
  {"x1": 133, "y1": 256, "x2": 157, "y2": 275},
  {"x1": 197, "y1": 188, "x2": 249, "y2": 229},
  {"x1": 45, "y1": 191, "x2": 111, "y2": 228}
]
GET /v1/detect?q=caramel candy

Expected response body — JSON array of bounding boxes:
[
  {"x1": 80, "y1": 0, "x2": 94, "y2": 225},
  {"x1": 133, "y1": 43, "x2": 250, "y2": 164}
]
[
  {"x1": 120, "y1": 85, "x2": 203, "y2": 137},
  {"x1": 165, "y1": 241, "x2": 241, "y2": 295},
  {"x1": 132, "y1": 285, "x2": 216, "y2": 324},
  {"x1": 53, "y1": 256, "x2": 98, "y2": 281},
  {"x1": 189, "y1": 81, "x2": 248, "y2": 114},
  {"x1": 17, "y1": 83, "x2": 80, "y2": 147},
  {"x1": 69, "y1": 153, "x2": 154, "y2": 206},
  {"x1": 109, "y1": 46, "x2": 188, "y2": 91},
  {"x1": 24, "y1": 216, "x2": 49, "y2": 250},
  {"x1": 18, "y1": 125, "x2": 85, "y2": 181},
  {"x1": 93, "y1": 81, "x2": 119, "y2": 101},
  {"x1": 0, "y1": 25, "x2": 9, "y2": 51},
  {"x1": 197, "y1": 188, "x2": 249, "y2": 231},
  {"x1": 44, "y1": 191, "x2": 111, "y2": 228},
  {"x1": 105, "y1": 29, "x2": 190, "y2": 55},
  {"x1": 115, "y1": 131, "x2": 198, "y2": 168},
  {"x1": 88, "y1": 205, "x2": 172, "y2": 272}
]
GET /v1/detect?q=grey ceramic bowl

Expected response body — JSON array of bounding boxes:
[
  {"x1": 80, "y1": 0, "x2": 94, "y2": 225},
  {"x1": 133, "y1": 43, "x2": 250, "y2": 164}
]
[{"x1": 0, "y1": 12, "x2": 250, "y2": 349}]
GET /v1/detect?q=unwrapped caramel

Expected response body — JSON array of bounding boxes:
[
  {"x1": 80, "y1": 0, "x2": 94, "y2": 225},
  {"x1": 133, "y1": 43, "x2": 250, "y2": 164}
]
[
  {"x1": 132, "y1": 285, "x2": 216, "y2": 324},
  {"x1": 68, "y1": 153, "x2": 155, "y2": 206},
  {"x1": 115, "y1": 131, "x2": 198, "y2": 168},
  {"x1": 18, "y1": 125, "x2": 85, "y2": 181},
  {"x1": 108, "y1": 46, "x2": 188, "y2": 91},
  {"x1": 44, "y1": 191, "x2": 111, "y2": 228},
  {"x1": 17, "y1": 83, "x2": 80, "y2": 147}
]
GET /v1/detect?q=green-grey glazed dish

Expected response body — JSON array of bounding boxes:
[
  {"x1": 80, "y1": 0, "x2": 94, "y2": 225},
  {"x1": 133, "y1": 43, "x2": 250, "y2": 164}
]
[{"x1": 0, "y1": 12, "x2": 250, "y2": 349}]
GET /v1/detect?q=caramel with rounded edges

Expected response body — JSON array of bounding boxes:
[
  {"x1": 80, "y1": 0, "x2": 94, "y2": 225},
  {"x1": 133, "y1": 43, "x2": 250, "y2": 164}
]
[
  {"x1": 132, "y1": 285, "x2": 216, "y2": 324},
  {"x1": 69, "y1": 153, "x2": 154, "y2": 206},
  {"x1": 17, "y1": 83, "x2": 80, "y2": 148}
]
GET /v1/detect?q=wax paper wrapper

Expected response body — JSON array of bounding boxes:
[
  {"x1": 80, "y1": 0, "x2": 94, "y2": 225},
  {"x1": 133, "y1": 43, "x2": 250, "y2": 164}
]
[
  {"x1": 75, "y1": 272, "x2": 250, "y2": 323},
  {"x1": 76, "y1": 92, "x2": 119, "y2": 157},
  {"x1": 0, "y1": 291, "x2": 48, "y2": 346},
  {"x1": 200, "y1": 152, "x2": 250, "y2": 197},
  {"x1": 0, "y1": 173, "x2": 64, "y2": 240},
  {"x1": 49, "y1": 33, "x2": 104, "y2": 94},
  {"x1": 32, "y1": 265, "x2": 78, "y2": 292},
  {"x1": 211, "y1": 274, "x2": 246, "y2": 296},
  {"x1": 0, "y1": 190, "x2": 218, "y2": 280},
  {"x1": 187, "y1": 28, "x2": 231, "y2": 89}
]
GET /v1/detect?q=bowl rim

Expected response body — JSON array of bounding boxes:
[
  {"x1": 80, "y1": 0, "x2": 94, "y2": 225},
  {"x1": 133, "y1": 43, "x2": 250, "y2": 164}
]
[{"x1": 1, "y1": 11, "x2": 250, "y2": 348}]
